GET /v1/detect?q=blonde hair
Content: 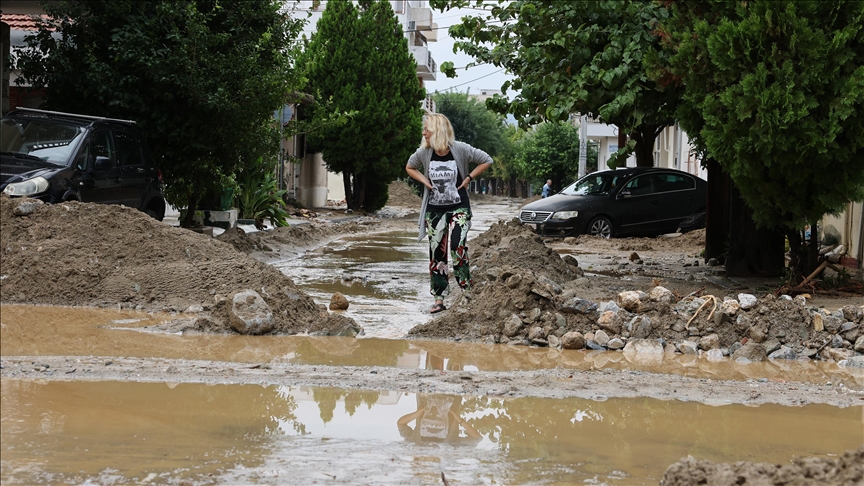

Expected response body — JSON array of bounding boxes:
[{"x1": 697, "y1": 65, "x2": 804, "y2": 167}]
[{"x1": 421, "y1": 113, "x2": 455, "y2": 152}]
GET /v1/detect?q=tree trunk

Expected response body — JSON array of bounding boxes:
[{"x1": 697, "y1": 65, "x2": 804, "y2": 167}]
[
  {"x1": 182, "y1": 191, "x2": 200, "y2": 228},
  {"x1": 629, "y1": 124, "x2": 661, "y2": 168},
  {"x1": 705, "y1": 158, "x2": 731, "y2": 261},
  {"x1": 355, "y1": 172, "x2": 367, "y2": 211},
  {"x1": 343, "y1": 172, "x2": 353, "y2": 211},
  {"x1": 725, "y1": 181, "x2": 786, "y2": 278}
]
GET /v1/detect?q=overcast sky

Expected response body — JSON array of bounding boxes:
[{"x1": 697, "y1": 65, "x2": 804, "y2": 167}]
[{"x1": 424, "y1": 7, "x2": 515, "y2": 96}]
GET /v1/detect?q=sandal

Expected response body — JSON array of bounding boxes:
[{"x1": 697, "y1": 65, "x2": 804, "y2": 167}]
[{"x1": 429, "y1": 302, "x2": 447, "y2": 314}]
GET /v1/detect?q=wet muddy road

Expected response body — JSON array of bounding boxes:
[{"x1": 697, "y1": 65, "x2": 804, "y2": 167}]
[{"x1": 2, "y1": 197, "x2": 864, "y2": 485}]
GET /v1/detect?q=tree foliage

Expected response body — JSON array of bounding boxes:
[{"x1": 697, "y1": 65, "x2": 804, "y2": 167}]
[
  {"x1": 431, "y1": 91, "x2": 508, "y2": 157},
  {"x1": 14, "y1": 0, "x2": 304, "y2": 226},
  {"x1": 302, "y1": 0, "x2": 424, "y2": 211},
  {"x1": 652, "y1": 0, "x2": 864, "y2": 274},
  {"x1": 430, "y1": 0, "x2": 679, "y2": 167},
  {"x1": 510, "y1": 121, "x2": 596, "y2": 192}
]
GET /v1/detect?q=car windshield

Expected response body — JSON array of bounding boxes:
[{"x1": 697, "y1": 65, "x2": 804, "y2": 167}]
[
  {"x1": 559, "y1": 172, "x2": 624, "y2": 196},
  {"x1": 0, "y1": 118, "x2": 85, "y2": 166}
]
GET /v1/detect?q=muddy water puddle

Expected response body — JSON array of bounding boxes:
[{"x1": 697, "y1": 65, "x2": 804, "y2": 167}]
[
  {"x1": 273, "y1": 230, "x2": 431, "y2": 338},
  {"x1": 2, "y1": 379, "x2": 861, "y2": 485},
  {"x1": 2, "y1": 305, "x2": 862, "y2": 388}
]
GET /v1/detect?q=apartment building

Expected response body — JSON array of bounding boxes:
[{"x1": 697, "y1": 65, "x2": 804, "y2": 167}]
[{"x1": 285, "y1": 0, "x2": 439, "y2": 207}]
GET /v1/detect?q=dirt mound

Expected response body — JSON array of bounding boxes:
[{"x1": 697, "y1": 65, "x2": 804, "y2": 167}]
[
  {"x1": 408, "y1": 218, "x2": 864, "y2": 363},
  {"x1": 386, "y1": 180, "x2": 421, "y2": 208},
  {"x1": 661, "y1": 446, "x2": 864, "y2": 486},
  {"x1": 0, "y1": 195, "x2": 355, "y2": 335},
  {"x1": 242, "y1": 219, "x2": 380, "y2": 256}
]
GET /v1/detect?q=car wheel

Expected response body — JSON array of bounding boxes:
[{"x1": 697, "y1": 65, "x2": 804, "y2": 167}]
[
  {"x1": 145, "y1": 209, "x2": 159, "y2": 220},
  {"x1": 588, "y1": 216, "x2": 613, "y2": 239}
]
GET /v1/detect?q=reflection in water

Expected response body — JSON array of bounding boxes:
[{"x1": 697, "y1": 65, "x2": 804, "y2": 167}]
[
  {"x1": 3, "y1": 380, "x2": 861, "y2": 485},
  {"x1": 397, "y1": 394, "x2": 482, "y2": 445}
]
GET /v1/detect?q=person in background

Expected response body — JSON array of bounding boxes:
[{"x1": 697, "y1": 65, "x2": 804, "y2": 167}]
[
  {"x1": 405, "y1": 113, "x2": 493, "y2": 314},
  {"x1": 542, "y1": 179, "x2": 553, "y2": 198}
]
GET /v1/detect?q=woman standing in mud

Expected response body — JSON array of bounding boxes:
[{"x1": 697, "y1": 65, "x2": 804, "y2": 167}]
[{"x1": 406, "y1": 113, "x2": 493, "y2": 314}]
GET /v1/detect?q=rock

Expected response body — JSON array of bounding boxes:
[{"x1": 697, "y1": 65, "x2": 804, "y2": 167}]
[
  {"x1": 629, "y1": 316, "x2": 653, "y2": 339},
  {"x1": 793, "y1": 295, "x2": 807, "y2": 307},
  {"x1": 705, "y1": 348, "x2": 724, "y2": 361},
  {"x1": 228, "y1": 289, "x2": 274, "y2": 335},
  {"x1": 505, "y1": 274, "x2": 522, "y2": 288},
  {"x1": 749, "y1": 327, "x2": 766, "y2": 343},
  {"x1": 629, "y1": 252, "x2": 640, "y2": 261},
  {"x1": 599, "y1": 301, "x2": 621, "y2": 313},
  {"x1": 842, "y1": 305, "x2": 863, "y2": 323},
  {"x1": 719, "y1": 299, "x2": 740, "y2": 317},
  {"x1": 548, "y1": 334, "x2": 561, "y2": 348},
  {"x1": 825, "y1": 348, "x2": 854, "y2": 361},
  {"x1": 768, "y1": 345, "x2": 797, "y2": 360},
  {"x1": 530, "y1": 285, "x2": 554, "y2": 300},
  {"x1": 707, "y1": 258, "x2": 720, "y2": 266},
  {"x1": 824, "y1": 318, "x2": 847, "y2": 339},
  {"x1": 504, "y1": 314, "x2": 523, "y2": 338},
  {"x1": 728, "y1": 342, "x2": 742, "y2": 355},
  {"x1": 812, "y1": 312, "x2": 824, "y2": 332},
  {"x1": 616, "y1": 291, "x2": 643, "y2": 312},
  {"x1": 623, "y1": 339, "x2": 664, "y2": 356},
  {"x1": 678, "y1": 341, "x2": 698, "y2": 355},
  {"x1": 676, "y1": 297, "x2": 706, "y2": 315},
  {"x1": 527, "y1": 326, "x2": 545, "y2": 341},
  {"x1": 607, "y1": 338, "x2": 625, "y2": 350},
  {"x1": 329, "y1": 292, "x2": 349, "y2": 310},
  {"x1": 561, "y1": 331, "x2": 585, "y2": 350},
  {"x1": 586, "y1": 340, "x2": 606, "y2": 351},
  {"x1": 594, "y1": 330, "x2": 610, "y2": 346},
  {"x1": 699, "y1": 334, "x2": 721, "y2": 351},
  {"x1": 855, "y1": 335, "x2": 864, "y2": 353},
  {"x1": 562, "y1": 254, "x2": 579, "y2": 267},
  {"x1": 738, "y1": 293, "x2": 758, "y2": 310},
  {"x1": 597, "y1": 310, "x2": 622, "y2": 335},
  {"x1": 649, "y1": 286, "x2": 674, "y2": 304},
  {"x1": 731, "y1": 342, "x2": 766, "y2": 362},
  {"x1": 762, "y1": 339, "x2": 781, "y2": 355},
  {"x1": 525, "y1": 307, "x2": 542, "y2": 324},
  {"x1": 843, "y1": 356, "x2": 864, "y2": 369},
  {"x1": 12, "y1": 198, "x2": 44, "y2": 216},
  {"x1": 559, "y1": 298, "x2": 598, "y2": 315}
]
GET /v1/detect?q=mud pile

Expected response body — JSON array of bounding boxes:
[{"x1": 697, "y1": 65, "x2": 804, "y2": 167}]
[
  {"x1": 409, "y1": 220, "x2": 864, "y2": 364},
  {"x1": 216, "y1": 219, "x2": 380, "y2": 256},
  {"x1": 661, "y1": 446, "x2": 863, "y2": 486},
  {"x1": 0, "y1": 195, "x2": 356, "y2": 335}
]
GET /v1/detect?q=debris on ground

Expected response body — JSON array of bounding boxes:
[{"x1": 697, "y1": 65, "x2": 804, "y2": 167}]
[
  {"x1": 408, "y1": 219, "x2": 864, "y2": 365},
  {"x1": 0, "y1": 195, "x2": 357, "y2": 336},
  {"x1": 661, "y1": 446, "x2": 864, "y2": 486}
]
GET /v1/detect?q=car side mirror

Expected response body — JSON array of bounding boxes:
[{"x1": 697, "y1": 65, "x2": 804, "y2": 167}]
[
  {"x1": 93, "y1": 156, "x2": 113, "y2": 170},
  {"x1": 617, "y1": 189, "x2": 631, "y2": 199}
]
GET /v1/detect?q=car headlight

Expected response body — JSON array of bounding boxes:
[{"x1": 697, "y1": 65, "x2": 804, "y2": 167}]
[
  {"x1": 2, "y1": 176, "x2": 50, "y2": 196},
  {"x1": 550, "y1": 210, "x2": 579, "y2": 221}
]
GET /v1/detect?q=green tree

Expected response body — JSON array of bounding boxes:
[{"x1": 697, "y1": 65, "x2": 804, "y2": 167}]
[
  {"x1": 14, "y1": 0, "x2": 303, "y2": 227},
  {"x1": 510, "y1": 121, "x2": 597, "y2": 193},
  {"x1": 654, "y1": 0, "x2": 864, "y2": 278},
  {"x1": 432, "y1": 91, "x2": 508, "y2": 157},
  {"x1": 430, "y1": 0, "x2": 680, "y2": 168},
  {"x1": 302, "y1": 0, "x2": 424, "y2": 212}
]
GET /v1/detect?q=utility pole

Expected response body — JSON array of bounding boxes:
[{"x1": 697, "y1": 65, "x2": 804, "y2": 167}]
[{"x1": 578, "y1": 114, "x2": 588, "y2": 178}]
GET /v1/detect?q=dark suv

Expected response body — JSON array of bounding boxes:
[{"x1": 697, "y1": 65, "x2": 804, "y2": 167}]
[{"x1": 0, "y1": 108, "x2": 165, "y2": 220}]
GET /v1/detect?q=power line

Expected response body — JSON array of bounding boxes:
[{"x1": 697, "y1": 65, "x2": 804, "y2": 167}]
[{"x1": 436, "y1": 68, "x2": 506, "y2": 91}]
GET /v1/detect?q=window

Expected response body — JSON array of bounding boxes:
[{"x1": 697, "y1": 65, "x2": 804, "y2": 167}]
[
  {"x1": 114, "y1": 131, "x2": 142, "y2": 167},
  {"x1": 89, "y1": 130, "x2": 115, "y2": 166}
]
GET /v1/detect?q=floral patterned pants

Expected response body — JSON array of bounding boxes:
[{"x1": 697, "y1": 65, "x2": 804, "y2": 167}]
[{"x1": 425, "y1": 208, "x2": 472, "y2": 299}]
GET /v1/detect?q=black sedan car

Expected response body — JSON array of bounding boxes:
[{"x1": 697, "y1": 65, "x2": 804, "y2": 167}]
[
  {"x1": 519, "y1": 167, "x2": 707, "y2": 238},
  {"x1": 1, "y1": 108, "x2": 165, "y2": 220}
]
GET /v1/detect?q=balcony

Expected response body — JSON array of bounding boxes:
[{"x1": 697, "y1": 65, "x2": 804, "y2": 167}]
[
  {"x1": 410, "y1": 45, "x2": 437, "y2": 81},
  {"x1": 421, "y1": 95, "x2": 436, "y2": 114},
  {"x1": 409, "y1": 6, "x2": 438, "y2": 42}
]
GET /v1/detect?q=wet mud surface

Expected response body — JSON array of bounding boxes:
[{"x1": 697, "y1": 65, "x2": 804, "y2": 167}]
[{"x1": 2, "y1": 182, "x2": 864, "y2": 485}]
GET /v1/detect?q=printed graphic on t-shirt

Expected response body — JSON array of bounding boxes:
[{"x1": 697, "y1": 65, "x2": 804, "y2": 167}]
[{"x1": 429, "y1": 161, "x2": 461, "y2": 206}]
